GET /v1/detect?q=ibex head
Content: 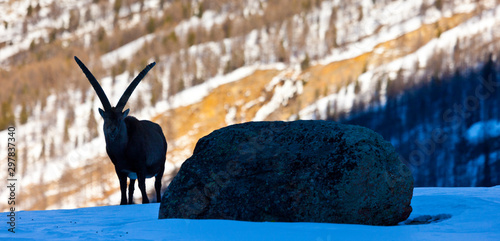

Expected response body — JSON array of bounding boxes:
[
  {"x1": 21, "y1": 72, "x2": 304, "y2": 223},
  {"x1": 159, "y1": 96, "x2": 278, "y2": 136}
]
[{"x1": 74, "y1": 56, "x2": 156, "y2": 142}]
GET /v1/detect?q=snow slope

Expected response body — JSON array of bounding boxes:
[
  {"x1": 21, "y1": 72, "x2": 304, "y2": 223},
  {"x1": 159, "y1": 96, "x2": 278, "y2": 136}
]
[{"x1": 1, "y1": 187, "x2": 499, "y2": 240}]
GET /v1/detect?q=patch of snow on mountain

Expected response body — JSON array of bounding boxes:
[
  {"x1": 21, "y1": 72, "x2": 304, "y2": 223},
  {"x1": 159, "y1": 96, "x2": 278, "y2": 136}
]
[
  {"x1": 100, "y1": 34, "x2": 156, "y2": 68},
  {"x1": 466, "y1": 120, "x2": 500, "y2": 144},
  {"x1": 253, "y1": 70, "x2": 303, "y2": 121}
]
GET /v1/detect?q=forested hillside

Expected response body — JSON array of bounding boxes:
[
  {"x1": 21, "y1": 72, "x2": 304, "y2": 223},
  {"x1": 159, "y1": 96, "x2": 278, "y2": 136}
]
[{"x1": 334, "y1": 55, "x2": 500, "y2": 187}]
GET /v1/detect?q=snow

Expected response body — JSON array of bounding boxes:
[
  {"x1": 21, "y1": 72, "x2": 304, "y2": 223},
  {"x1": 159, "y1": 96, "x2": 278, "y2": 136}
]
[
  {"x1": 253, "y1": 70, "x2": 304, "y2": 121},
  {"x1": 318, "y1": 0, "x2": 479, "y2": 66},
  {"x1": 0, "y1": 0, "x2": 162, "y2": 67},
  {"x1": 175, "y1": 9, "x2": 228, "y2": 37},
  {"x1": 156, "y1": 65, "x2": 258, "y2": 111},
  {"x1": 2, "y1": 187, "x2": 500, "y2": 240},
  {"x1": 466, "y1": 120, "x2": 500, "y2": 144},
  {"x1": 0, "y1": 0, "x2": 81, "y2": 65},
  {"x1": 299, "y1": 82, "x2": 357, "y2": 120},
  {"x1": 225, "y1": 106, "x2": 237, "y2": 125},
  {"x1": 100, "y1": 34, "x2": 156, "y2": 68},
  {"x1": 319, "y1": 0, "x2": 427, "y2": 65}
]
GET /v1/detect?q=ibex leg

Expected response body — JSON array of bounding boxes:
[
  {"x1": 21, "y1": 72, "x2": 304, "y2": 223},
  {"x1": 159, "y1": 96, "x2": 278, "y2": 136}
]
[
  {"x1": 117, "y1": 172, "x2": 128, "y2": 205},
  {"x1": 137, "y1": 175, "x2": 150, "y2": 204},
  {"x1": 128, "y1": 178, "x2": 136, "y2": 204},
  {"x1": 155, "y1": 167, "x2": 164, "y2": 203}
]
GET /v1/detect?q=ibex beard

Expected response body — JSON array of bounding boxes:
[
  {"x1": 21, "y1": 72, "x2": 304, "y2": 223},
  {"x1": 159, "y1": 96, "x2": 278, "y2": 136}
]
[{"x1": 75, "y1": 56, "x2": 167, "y2": 205}]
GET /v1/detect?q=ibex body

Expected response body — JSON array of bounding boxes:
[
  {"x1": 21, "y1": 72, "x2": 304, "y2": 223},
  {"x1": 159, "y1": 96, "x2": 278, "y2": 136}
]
[{"x1": 75, "y1": 56, "x2": 167, "y2": 205}]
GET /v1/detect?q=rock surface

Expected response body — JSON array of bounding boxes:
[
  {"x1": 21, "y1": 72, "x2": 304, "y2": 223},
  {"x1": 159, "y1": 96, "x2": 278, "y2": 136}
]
[{"x1": 159, "y1": 120, "x2": 413, "y2": 225}]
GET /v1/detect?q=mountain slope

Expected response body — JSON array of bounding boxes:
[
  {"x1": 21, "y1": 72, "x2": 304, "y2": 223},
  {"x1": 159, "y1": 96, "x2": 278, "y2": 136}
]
[{"x1": 1, "y1": 0, "x2": 499, "y2": 211}]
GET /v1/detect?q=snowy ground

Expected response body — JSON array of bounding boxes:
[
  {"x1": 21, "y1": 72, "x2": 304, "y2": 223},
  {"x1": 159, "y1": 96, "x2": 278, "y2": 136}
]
[{"x1": 1, "y1": 187, "x2": 499, "y2": 240}]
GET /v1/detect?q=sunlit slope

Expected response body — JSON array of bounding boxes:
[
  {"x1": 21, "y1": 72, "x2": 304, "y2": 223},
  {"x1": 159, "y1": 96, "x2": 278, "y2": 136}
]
[{"x1": 154, "y1": 10, "x2": 478, "y2": 166}]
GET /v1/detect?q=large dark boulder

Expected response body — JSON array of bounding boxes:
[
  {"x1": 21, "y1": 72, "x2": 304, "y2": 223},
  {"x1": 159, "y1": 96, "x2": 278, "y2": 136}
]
[{"x1": 159, "y1": 120, "x2": 413, "y2": 225}]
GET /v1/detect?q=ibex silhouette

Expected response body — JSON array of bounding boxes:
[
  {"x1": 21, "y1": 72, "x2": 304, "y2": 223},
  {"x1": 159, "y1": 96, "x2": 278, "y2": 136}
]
[{"x1": 75, "y1": 56, "x2": 167, "y2": 205}]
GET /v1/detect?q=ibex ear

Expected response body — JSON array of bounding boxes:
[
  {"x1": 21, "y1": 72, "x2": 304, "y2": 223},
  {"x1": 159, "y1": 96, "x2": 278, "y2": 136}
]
[
  {"x1": 122, "y1": 109, "x2": 130, "y2": 118},
  {"x1": 98, "y1": 108, "x2": 106, "y2": 118}
]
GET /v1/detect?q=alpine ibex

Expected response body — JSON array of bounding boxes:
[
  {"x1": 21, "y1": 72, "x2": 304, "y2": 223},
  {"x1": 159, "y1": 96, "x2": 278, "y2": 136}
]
[{"x1": 74, "y1": 56, "x2": 167, "y2": 205}]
